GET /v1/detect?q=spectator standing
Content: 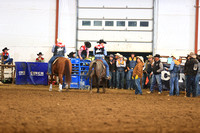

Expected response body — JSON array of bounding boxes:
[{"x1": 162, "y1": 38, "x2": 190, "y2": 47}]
[
  {"x1": 126, "y1": 53, "x2": 137, "y2": 90},
  {"x1": 108, "y1": 54, "x2": 116, "y2": 89},
  {"x1": 143, "y1": 55, "x2": 153, "y2": 89},
  {"x1": 195, "y1": 55, "x2": 200, "y2": 96},
  {"x1": 166, "y1": 55, "x2": 181, "y2": 96},
  {"x1": 132, "y1": 56, "x2": 144, "y2": 95},
  {"x1": 184, "y1": 52, "x2": 198, "y2": 97},
  {"x1": 116, "y1": 55, "x2": 126, "y2": 89},
  {"x1": 147, "y1": 54, "x2": 163, "y2": 94}
]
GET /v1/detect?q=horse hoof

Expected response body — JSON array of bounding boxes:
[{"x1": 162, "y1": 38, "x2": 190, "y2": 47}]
[
  {"x1": 49, "y1": 89, "x2": 52, "y2": 91},
  {"x1": 58, "y1": 89, "x2": 62, "y2": 92}
]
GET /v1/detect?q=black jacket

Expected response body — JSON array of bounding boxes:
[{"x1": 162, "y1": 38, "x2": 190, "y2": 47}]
[
  {"x1": 184, "y1": 58, "x2": 198, "y2": 76},
  {"x1": 108, "y1": 59, "x2": 116, "y2": 72}
]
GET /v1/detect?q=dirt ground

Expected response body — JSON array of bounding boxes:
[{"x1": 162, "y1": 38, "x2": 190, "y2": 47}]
[{"x1": 0, "y1": 85, "x2": 200, "y2": 133}]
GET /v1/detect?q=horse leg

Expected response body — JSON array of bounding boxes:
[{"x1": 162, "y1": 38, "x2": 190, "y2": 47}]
[
  {"x1": 97, "y1": 77, "x2": 100, "y2": 93},
  {"x1": 58, "y1": 74, "x2": 63, "y2": 92},
  {"x1": 49, "y1": 74, "x2": 53, "y2": 91},
  {"x1": 89, "y1": 76, "x2": 93, "y2": 93},
  {"x1": 103, "y1": 78, "x2": 106, "y2": 93}
]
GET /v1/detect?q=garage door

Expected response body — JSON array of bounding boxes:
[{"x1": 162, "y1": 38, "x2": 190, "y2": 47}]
[{"x1": 77, "y1": 0, "x2": 154, "y2": 53}]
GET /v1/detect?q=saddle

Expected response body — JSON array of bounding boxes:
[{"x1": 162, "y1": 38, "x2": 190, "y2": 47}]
[{"x1": 96, "y1": 59, "x2": 103, "y2": 64}]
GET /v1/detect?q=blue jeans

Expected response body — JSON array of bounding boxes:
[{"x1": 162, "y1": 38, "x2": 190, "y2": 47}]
[
  {"x1": 48, "y1": 55, "x2": 63, "y2": 74},
  {"x1": 150, "y1": 74, "x2": 162, "y2": 93},
  {"x1": 109, "y1": 71, "x2": 116, "y2": 88},
  {"x1": 186, "y1": 75, "x2": 196, "y2": 97},
  {"x1": 169, "y1": 73, "x2": 179, "y2": 96},
  {"x1": 195, "y1": 73, "x2": 200, "y2": 96},
  {"x1": 126, "y1": 69, "x2": 135, "y2": 89},
  {"x1": 4, "y1": 58, "x2": 13, "y2": 64},
  {"x1": 116, "y1": 70, "x2": 125, "y2": 88},
  {"x1": 135, "y1": 78, "x2": 142, "y2": 95},
  {"x1": 95, "y1": 57, "x2": 109, "y2": 77}
]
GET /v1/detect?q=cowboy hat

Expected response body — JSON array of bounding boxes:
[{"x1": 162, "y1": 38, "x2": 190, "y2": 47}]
[
  {"x1": 57, "y1": 38, "x2": 62, "y2": 43},
  {"x1": 2, "y1": 47, "x2": 9, "y2": 51},
  {"x1": 123, "y1": 57, "x2": 127, "y2": 60},
  {"x1": 84, "y1": 41, "x2": 91, "y2": 48},
  {"x1": 115, "y1": 53, "x2": 121, "y2": 56},
  {"x1": 109, "y1": 54, "x2": 114, "y2": 57},
  {"x1": 137, "y1": 56, "x2": 144, "y2": 63},
  {"x1": 97, "y1": 39, "x2": 106, "y2": 44},
  {"x1": 154, "y1": 54, "x2": 160, "y2": 58},
  {"x1": 147, "y1": 55, "x2": 153, "y2": 58},
  {"x1": 189, "y1": 52, "x2": 196, "y2": 58},
  {"x1": 37, "y1": 52, "x2": 43, "y2": 56},
  {"x1": 119, "y1": 55, "x2": 123, "y2": 58}
]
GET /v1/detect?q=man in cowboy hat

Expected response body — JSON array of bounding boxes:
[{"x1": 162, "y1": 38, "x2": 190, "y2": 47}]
[
  {"x1": 143, "y1": 55, "x2": 154, "y2": 88},
  {"x1": 78, "y1": 41, "x2": 91, "y2": 59},
  {"x1": 116, "y1": 54, "x2": 126, "y2": 89},
  {"x1": 47, "y1": 38, "x2": 66, "y2": 75},
  {"x1": 36, "y1": 52, "x2": 44, "y2": 62},
  {"x1": 126, "y1": 53, "x2": 137, "y2": 90},
  {"x1": 184, "y1": 52, "x2": 198, "y2": 97},
  {"x1": 108, "y1": 54, "x2": 116, "y2": 88},
  {"x1": 2, "y1": 47, "x2": 13, "y2": 65},
  {"x1": 132, "y1": 56, "x2": 144, "y2": 95},
  {"x1": 93, "y1": 39, "x2": 110, "y2": 79},
  {"x1": 147, "y1": 54, "x2": 163, "y2": 94}
]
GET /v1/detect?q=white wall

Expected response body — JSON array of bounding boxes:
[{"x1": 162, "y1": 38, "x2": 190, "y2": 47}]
[
  {"x1": 154, "y1": 0, "x2": 196, "y2": 56},
  {"x1": 0, "y1": 0, "x2": 56, "y2": 62},
  {"x1": 58, "y1": 0, "x2": 77, "y2": 54}
]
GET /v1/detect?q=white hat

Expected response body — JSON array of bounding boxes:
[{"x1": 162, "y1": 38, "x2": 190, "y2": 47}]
[
  {"x1": 123, "y1": 57, "x2": 127, "y2": 60},
  {"x1": 137, "y1": 56, "x2": 144, "y2": 63},
  {"x1": 119, "y1": 55, "x2": 123, "y2": 58},
  {"x1": 57, "y1": 38, "x2": 62, "y2": 43},
  {"x1": 115, "y1": 53, "x2": 121, "y2": 56}
]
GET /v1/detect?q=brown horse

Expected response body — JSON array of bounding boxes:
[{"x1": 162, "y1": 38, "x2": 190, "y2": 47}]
[
  {"x1": 87, "y1": 60, "x2": 107, "y2": 93},
  {"x1": 49, "y1": 57, "x2": 72, "y2": 92}
]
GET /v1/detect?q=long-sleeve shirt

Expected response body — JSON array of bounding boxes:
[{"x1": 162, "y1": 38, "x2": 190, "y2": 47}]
[
  {"x1": 168, "y1": 60, "x2": 175, "y2": 71},
  {"x1": 78, "y1": 46, "x2": 89, "y2": 58},
  {"x1": 132, "y1": 62, "x2": 144, "y2": 79}
]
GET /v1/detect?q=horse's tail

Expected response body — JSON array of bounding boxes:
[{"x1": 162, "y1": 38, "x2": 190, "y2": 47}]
[
  {"x1": 65, "y1": 59, "x2": 72, "y2": 87},
  {"x1": 86, "y1": 61, "x2": 96, "y2": 79}
]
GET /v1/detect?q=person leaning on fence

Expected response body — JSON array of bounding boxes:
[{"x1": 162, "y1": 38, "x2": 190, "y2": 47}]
[
  {"x1": 126, "y1": 53, "x2": 137, "y2": 90},
  {"x1": 47, "y1": 39, "x2": 66, "y2": 75},
  {"x1": 184, "y1": 52, "x2": 198, "y2": 97},
  {"x1": 108, "y1": 54, "x2": 116, "y2": 89},
  {"x1": 36, "y1": 52, "x2": 44, "y2": 62},
  {"x1": 116, "y1": 55, "x2": 126, "y2": 89},
  {"x1": 93, "y1": 39, "x2": 111, "y2": 80},
  {"x1": 1, "y1": 47, "x2": 13, "y2": 65},
  {"x1": 78, "y1": 41, "x2": 91, "y2": 59},
  {"x1": 165, "y1": 55, "x2": 181, "y2": 96},
  {"x1": 147, "y1": 54, "x2": 163, "y2": 94},
  {"x1": 132, "y1": 56, "x2": 144, "y2": 95},
  {"x1": 143, "y1": 55, "x2": 153, "y2": 89}
]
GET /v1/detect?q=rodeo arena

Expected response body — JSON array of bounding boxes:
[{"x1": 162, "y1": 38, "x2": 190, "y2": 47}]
[{"x1": 1, "y1": 0, "x2": 200, "y2": 133}]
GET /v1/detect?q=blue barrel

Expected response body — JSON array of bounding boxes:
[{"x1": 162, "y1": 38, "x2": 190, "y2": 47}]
[
  {"x1": 26, "y1": 62, "x2": 48, "y2": 85},
  {"x1": 15, "y1": 62, "x2": 27, "y2": 85}
]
